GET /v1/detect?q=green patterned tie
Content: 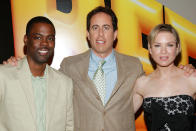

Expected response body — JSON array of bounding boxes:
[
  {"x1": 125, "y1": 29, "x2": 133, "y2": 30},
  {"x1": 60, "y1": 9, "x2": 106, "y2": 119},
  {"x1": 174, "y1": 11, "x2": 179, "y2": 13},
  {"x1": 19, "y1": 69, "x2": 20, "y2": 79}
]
[{"x1": 93, "y1": 60, "x2": 106, "y2": 105}]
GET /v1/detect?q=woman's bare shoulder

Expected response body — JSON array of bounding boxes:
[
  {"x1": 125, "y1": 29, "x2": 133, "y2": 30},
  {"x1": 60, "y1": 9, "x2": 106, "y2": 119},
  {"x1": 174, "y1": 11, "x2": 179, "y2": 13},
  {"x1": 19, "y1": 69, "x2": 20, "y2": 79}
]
[{"x1": 135, "y1": 74, "x2": 151, "y2": 89}]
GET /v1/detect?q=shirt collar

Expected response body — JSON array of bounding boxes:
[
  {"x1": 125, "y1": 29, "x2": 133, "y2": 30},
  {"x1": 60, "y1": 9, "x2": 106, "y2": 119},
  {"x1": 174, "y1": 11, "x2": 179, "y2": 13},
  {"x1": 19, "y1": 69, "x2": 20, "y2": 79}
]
[
  {"x1": 90, "y1": 49, "x2": 115, "y2": 66},
  {"x1": 31, "y1": 65, "x2": 48, "y2": 79}
]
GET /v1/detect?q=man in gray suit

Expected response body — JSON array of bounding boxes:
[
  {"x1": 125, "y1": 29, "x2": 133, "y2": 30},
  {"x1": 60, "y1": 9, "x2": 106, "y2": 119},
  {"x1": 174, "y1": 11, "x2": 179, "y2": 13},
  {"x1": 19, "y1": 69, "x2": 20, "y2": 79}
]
[
  {"x1": 0, "y1": 16, "x2": 73, "y2": 131},
  {"x1": 59, "y1": 6, "x2": 144, "y2": 131}
]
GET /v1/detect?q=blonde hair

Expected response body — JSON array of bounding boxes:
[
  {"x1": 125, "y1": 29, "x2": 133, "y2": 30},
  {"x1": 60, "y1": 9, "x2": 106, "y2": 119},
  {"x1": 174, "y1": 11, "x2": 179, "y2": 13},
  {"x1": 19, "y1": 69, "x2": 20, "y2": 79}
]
[{"x1": 148, "y1": 24, "x2": 180, "y2": 50}]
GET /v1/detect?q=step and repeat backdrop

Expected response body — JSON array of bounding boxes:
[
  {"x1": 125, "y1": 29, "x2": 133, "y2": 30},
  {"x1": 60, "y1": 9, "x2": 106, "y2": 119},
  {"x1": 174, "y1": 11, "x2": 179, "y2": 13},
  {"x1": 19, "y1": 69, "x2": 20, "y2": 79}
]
[{"x1": 11, "y1": 0, "x2": 196, "y2": 130}]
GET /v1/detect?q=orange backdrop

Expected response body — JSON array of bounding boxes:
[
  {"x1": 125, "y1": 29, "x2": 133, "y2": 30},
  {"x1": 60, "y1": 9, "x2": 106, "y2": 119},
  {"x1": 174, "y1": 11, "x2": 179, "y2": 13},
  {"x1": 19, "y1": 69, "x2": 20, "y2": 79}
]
[{"x1": 11, "y1": 0, "x2": 196, "y2": 130}]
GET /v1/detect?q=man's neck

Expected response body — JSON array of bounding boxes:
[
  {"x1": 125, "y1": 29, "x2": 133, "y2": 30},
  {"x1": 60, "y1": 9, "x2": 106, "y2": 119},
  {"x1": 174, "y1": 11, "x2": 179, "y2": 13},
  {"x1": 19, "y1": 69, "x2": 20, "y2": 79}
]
[
  {"x1": 91, "y1": 49, "x2": 113, "y2": 59},
  {"x1": 27, "y1": 57, "x2": 47, "y2": 77}
]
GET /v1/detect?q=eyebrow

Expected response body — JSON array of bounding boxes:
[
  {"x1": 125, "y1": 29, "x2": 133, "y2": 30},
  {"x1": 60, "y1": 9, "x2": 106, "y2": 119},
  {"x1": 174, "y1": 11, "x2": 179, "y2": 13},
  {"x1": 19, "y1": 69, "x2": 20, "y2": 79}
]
[
  {"x1": 31, "y1": 33, "x2": 55, "y2": 37},
  {"x1": 154, "y1": 40, "x2": 176, "y2": 43},
  {"x1": 91, "y1": 24, "x2": 111, "y2": 27},
  {"x1": 91, "y1": 25, "x2": 98, "y2": 28},
  {"x1": 103, "y1": 24, "x2": 110, "y2": 26},
  {"x1": 31, "y1": 33, "x2": 42, "y2": 36}
]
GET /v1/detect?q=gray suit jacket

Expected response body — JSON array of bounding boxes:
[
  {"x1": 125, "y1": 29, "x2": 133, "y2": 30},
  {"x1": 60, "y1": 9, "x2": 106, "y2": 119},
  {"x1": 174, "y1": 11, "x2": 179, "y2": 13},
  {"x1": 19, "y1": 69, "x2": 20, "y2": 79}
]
[
  {"x1": 59, "y1": 50, "x2": 144, "y2": 131},
  {"x1": 0, "y1": 57, "x2": 73, "y2": 131}
]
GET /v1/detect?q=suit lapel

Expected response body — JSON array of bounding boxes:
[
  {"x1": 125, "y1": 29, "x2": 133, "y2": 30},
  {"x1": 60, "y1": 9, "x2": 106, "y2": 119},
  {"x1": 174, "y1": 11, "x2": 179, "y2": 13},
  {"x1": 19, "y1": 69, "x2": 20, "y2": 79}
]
[
  {"x1": 46, "y1": 66, "x2": 59, "y2": 131},
  {"x1": 18, "y1": 57, "x2": 37, "y2": 126},
  {"x1": 76, "y1": 50, "x2": 104, "y2": 106},
  {"x1": 106, "y1": 51, "x2": 126, "y2": 104}
]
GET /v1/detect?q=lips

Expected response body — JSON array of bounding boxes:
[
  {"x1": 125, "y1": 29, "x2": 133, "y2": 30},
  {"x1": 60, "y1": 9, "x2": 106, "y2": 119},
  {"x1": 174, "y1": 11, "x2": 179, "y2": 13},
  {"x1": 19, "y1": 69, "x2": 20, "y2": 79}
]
[
  {"x1": 160, "y1": 56, "x2": 169, "y2": 61},
  {"x1": 38, "y1": 48, "x2": 49, "y2": 55},
  {"x1": 96, "y1": 40, "x2": 105, "y2": 44}
]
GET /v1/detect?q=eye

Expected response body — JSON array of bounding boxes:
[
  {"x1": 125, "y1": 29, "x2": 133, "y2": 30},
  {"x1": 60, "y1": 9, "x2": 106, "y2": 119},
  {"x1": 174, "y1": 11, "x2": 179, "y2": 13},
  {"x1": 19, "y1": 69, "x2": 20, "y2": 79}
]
[
  {"x1": 154, "y1": 44, "x2": 160, "y2": 47},
  {"x1": 91, "y1": 25, "x2": 99, "y2": 31},
  {"x1": 33, "y1": 36, "x2": 42, "y2": 40},
  {"x1": 30, "y1": 34, "x2": 42, "y2": 40},
  {"x1": 167, "y1": 43, "x2": 175, "y2": 47},
  {"x1": 47, "y1": 36, "x2": 55, "y2": 41},
  {"x1": 103, "y1": 25, "x2": 110, "y2": 31}
]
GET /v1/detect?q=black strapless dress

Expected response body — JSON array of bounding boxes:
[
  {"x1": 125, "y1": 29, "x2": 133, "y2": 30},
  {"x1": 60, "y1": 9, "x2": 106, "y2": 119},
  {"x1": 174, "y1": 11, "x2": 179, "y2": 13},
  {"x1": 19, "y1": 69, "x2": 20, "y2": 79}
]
[{"x1": 143, "y1": 95, "x2": 195, "y2": 131}]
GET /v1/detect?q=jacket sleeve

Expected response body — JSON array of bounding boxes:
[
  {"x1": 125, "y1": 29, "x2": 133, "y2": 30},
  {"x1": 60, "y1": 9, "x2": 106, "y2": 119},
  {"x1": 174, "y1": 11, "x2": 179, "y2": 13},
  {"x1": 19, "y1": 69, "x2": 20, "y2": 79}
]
[{"x1": 59, "y1": 58, "x2": 69, "y2": 76}]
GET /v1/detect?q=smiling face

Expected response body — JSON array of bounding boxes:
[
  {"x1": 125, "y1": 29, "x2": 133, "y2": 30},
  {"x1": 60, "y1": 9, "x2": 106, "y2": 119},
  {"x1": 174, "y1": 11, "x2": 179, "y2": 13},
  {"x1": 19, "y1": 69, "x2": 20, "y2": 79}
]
[
  {"x1": 24, "y1": 22, "x2": 55, "y2": 65},
  {"x1": 87, "y1": 12, "x2": 117, "y2": 58},
  {"x1": 149, "y1": 31, "x2": 180, "y2": 68}
]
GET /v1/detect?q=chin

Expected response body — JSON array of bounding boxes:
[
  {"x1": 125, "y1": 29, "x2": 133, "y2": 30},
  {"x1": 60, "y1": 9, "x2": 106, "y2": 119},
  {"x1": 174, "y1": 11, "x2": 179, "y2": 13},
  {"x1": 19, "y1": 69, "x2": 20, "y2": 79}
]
[
  {"x1": 36, "y1": 58, "x2": 49, "y2": 64},
  {"x1": 157, "y1": 62, "x2": 174, "y2": 67}
]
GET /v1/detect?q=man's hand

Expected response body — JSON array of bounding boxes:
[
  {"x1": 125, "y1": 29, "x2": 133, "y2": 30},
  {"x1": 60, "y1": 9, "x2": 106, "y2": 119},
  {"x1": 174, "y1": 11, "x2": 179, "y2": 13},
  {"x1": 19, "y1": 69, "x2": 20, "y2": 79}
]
[
  {"x1": 3, "y1": 56, "x2": 22, "y2": 66},
  {"x1": 179, "y1": 64, "x2": 196, "y2": 76}
]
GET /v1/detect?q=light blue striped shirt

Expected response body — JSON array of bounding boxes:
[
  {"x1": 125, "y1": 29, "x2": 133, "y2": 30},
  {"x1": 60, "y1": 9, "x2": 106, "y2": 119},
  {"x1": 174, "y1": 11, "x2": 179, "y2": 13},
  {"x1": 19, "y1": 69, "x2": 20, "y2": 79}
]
[{"x1": 88, "y1": 50, "x2": 117, "y2": 105}]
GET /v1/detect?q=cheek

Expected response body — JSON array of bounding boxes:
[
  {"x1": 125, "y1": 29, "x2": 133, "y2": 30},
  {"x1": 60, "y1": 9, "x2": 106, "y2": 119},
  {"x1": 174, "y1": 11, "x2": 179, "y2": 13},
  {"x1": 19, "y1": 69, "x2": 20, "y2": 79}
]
[
  {"x1": 168, "y1": 48, "x2": 177, "y2": 55},
  {"x1": 89, "y1": 31, "x2": 98, "y2": 38},
  {"x1": 107, "y1": 33, "x2": 115, "y2": 39},
  {"x1": 150, "y1": 50, "x2": 161, "y2": 60},
  {"x1": 28, "y1": 43, "x2": 36, "y2": 50},
  {"x1": 151, "y1": 49, "x2": 160, "y2": 55},
  {"x1": 49, "y1": 42, "x2": 55, "y2": 47},
  {"x1": 88, "y1": 35, "x2": 95, "y2": 42}
]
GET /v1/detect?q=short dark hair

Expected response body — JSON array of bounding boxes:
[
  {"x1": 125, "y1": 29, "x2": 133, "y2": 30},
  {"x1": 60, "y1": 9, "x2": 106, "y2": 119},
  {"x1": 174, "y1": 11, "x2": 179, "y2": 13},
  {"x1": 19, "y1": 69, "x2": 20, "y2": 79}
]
[
  {"x1": 26, "y1": 16, "x2": 55, "y2": 36},
  {"x1": 87, "y1": 6, "x2": 118, "y2": 31}
]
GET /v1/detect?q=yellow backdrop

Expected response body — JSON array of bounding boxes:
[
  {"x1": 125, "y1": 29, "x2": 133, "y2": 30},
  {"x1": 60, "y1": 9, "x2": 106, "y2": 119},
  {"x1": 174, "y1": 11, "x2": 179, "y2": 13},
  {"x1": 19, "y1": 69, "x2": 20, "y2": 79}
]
[{"x1": 11, "y1": 0, "x2": 196, "y2": 130}]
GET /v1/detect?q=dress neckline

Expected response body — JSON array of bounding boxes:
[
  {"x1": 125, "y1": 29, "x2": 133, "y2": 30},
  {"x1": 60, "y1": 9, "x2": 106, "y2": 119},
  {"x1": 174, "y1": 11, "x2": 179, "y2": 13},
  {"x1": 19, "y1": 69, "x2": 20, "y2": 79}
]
[{"x1": 144, "y1": 94, "x2": 194, "y2": 101}]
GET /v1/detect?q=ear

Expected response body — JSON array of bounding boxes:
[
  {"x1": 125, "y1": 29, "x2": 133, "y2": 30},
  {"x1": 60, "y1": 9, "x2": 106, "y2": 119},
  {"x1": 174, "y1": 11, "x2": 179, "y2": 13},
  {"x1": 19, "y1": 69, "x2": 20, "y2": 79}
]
[
  {"x1": 148, "y1": 43, "x2": 152, "y2": 54},
  {"x1": 23, "y1": 35, "x2": 28, "y2": 46},
  {"x1": 176, "y1": 43, "x2": 181, "y2": 55},
  {"x1": 113, "y1": 30, "x2": 118, "y2": 41},
  {"x1": 86, "y1": 30, "x2": 90, "y2": 40}
]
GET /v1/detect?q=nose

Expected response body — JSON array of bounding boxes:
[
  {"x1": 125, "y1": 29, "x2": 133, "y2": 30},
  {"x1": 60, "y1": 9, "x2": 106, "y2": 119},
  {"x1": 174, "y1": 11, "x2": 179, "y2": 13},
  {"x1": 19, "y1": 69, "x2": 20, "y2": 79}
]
[
  {"x1": 160, "y1": 46, "x2": 167, "y2": 54},
  {"x1": 98, "y1": 28, "x2": 104, "y2": 36},
  {"x1": 40, "y1": 37, "x2": 48, "y2": 46}
]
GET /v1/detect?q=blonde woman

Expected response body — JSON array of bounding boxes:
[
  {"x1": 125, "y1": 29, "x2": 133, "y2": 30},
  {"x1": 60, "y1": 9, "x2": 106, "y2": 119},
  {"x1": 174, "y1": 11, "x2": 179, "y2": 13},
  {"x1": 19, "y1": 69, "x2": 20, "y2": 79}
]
[{"x1": 133, "y1": 24, "x2": 196, "y2": 131}]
